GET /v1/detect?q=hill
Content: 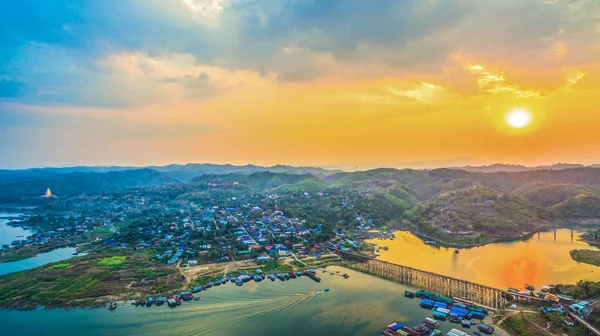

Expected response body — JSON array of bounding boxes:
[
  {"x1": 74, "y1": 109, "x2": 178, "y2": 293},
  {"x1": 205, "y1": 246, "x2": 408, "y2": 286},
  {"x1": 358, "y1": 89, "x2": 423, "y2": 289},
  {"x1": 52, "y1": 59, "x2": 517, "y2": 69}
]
[
  {"x1": 3, "y1": 164, "x2": 600, "y2": 228},
  {"x1": 189, "y1": 171, "x2": 327, "y2": 192},
  {"x1": 0, "y1": 168, "x2": 179, "y2": 204},
  {"x1": 453, "y1": 163, "x2": 586, "y2": 173},
  {"x1": 9, "y1": 163, "x2": 341, "y2": 181},
  {"x1": 406, "y1": 186, "x2": 555, "y2": 244},
  {"x1": 515, "y1": 184, "x2": 597, "y2": 208}
]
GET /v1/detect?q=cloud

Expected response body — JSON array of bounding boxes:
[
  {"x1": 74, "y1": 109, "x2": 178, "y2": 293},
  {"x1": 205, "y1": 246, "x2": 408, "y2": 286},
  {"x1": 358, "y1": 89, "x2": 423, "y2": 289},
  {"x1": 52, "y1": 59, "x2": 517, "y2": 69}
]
[
  {"x1": 0, "y1": 0, "x2": 599, "y2": 109},
  {"x1": 159, "y1": 72, "x2": 218, "y2": 98}
]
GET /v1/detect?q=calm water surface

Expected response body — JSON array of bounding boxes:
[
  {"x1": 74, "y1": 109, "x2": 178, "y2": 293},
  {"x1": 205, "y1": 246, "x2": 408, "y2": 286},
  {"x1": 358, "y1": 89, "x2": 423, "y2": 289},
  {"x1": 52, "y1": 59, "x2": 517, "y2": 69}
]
[
  {"x1": 0, "y1": 212, "x2": 81, "y2": 275},
  {"x1": 369, "y1": 229, "x2": 600, "y2": 289},
  {"x1": 0, "y1": 247, "x2": 79, "y2": 276},
  {"x1": 0, "y1": 212, "x2": 34, "y2": 246},
  {"x1": 0, "y1": 266, "x2": 504, "y2": 336}
]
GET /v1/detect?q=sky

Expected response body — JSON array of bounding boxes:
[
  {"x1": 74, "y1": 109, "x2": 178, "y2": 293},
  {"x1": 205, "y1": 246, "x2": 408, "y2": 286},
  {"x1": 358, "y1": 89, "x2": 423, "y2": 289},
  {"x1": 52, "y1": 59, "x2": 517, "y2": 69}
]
[{"x1": 1, "y1": 0, "x2": 600, "y2": 170}]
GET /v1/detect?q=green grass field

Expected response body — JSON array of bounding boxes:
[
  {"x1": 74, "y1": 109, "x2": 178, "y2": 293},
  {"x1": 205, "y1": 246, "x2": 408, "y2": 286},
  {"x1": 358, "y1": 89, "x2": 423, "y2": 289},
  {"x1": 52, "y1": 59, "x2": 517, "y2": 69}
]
[
  {"x1": 96, "y1": 256, "x2": 127, "y2": 266},
  {"x1": 51, "y1": 263, "x2": 71, "y2": 269}
]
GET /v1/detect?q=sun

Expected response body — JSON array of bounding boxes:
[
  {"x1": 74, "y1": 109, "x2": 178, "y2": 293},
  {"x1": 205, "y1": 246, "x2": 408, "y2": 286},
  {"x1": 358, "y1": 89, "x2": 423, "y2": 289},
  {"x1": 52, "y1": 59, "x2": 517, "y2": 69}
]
[{"x1": 505, "y1": 109, "x2": 533, "y2": 129}]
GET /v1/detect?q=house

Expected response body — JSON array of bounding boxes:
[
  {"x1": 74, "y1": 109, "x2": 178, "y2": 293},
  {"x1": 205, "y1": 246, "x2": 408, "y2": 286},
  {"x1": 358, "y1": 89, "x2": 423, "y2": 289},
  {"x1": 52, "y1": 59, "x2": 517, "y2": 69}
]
[
  {"x1": 256, "y1": 255, "x2": 270, "y2": 263},
  {"x1": 187, "y1": 260, "x2": 198, "y2": 266}
]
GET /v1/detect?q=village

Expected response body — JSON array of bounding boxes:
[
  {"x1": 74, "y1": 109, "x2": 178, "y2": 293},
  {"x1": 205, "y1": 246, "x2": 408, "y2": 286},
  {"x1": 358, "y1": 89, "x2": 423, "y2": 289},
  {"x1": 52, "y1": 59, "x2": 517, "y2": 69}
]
[{"x1": 1, "y1": 184, "x2": 382, "y2": 266}]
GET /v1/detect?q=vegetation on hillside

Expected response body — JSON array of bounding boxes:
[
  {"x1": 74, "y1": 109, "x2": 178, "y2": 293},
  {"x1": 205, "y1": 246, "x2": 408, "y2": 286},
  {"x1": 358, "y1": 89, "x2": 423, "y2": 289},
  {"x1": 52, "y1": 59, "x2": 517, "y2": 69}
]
[{"x1": 408, "y1": 186, "x2": 553, "y2": 236}]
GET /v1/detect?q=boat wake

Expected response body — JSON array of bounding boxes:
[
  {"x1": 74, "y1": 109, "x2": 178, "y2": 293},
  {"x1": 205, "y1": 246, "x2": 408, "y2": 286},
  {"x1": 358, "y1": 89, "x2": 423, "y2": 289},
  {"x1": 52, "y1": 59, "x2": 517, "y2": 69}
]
[{"x1": 176, "y1": 291, "x2": 322, "y2": 336}]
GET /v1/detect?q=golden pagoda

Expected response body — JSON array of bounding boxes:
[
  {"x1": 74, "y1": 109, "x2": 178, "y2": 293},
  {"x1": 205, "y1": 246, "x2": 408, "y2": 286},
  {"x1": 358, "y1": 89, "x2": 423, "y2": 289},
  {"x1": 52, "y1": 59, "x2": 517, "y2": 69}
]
[{"x1": 45, "y1": 188, "x2": 53, "y2": 197}]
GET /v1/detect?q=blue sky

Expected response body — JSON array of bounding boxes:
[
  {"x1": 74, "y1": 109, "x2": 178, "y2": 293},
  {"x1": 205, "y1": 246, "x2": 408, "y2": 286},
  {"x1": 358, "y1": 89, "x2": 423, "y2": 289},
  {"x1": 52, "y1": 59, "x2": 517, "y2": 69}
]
[{"x1": 1, "y1": 0, "x2": 600, "y2": 169}]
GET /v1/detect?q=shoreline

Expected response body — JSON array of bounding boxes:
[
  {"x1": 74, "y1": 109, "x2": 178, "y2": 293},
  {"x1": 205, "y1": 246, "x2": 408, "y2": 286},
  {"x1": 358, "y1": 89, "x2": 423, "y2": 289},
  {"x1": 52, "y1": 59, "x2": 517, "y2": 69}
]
[
  {"x1": 0, "y1": 244, "x2": 73, "y2": 263},
  {"x1": 394, "y1": 229, "x2": 540, "y2": 249},
  {"x1": 570, "y1": 249, "x2": 600, "y2": 266}
]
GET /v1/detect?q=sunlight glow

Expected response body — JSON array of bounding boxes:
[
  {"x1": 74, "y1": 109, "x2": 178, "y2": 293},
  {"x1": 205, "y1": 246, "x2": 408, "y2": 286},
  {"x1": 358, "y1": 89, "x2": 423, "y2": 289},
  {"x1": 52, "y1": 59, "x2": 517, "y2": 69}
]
[
  {"x1": 506, "y1": 109, "x2": 533, "y2": 129},
  {"x1": 181, "y1": 0, "x2": 224, "y2": 17}
]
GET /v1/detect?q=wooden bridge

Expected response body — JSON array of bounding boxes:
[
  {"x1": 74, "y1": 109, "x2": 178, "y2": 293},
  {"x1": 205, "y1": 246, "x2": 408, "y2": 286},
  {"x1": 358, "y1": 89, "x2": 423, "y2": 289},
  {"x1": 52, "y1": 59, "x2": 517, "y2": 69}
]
[
  {"x1": 330, "y1": 247, "x2": 600, "y2": 335},
  {"x1": 330, "y1": 247, "x2": 507, "y2": 309}
]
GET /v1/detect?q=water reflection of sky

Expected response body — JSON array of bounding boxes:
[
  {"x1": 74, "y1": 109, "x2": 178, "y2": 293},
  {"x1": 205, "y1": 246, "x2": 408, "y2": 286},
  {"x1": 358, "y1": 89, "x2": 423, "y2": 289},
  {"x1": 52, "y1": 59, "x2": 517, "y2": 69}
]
[
  {"x1": 0, "y1": 267, "x2": 503, "y2": 336},
  {"x1": 368, "y1": 229, "x2": 600, "y2": 289},
  {"x1": 0, "y1": 212, "x2": 34, "y2": 246}
]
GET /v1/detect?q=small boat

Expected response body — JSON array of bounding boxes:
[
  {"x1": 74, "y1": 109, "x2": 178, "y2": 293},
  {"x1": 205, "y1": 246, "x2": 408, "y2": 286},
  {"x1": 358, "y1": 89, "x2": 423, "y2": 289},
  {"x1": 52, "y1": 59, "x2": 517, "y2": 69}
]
[
  {"x1": 525, "y1": 284, "x2": 535, "y2": 291},
  {"x1": 72, "y1": 250, "x2": 79, "y2": 256},
  {"x1": 139, "y1": 299, "x2": 146, "y2": 306},
  {"x1": 473, "y1": 332, "x2": 481, "y2": 336},
  {"x1": 131, "y1": 300, "x2": 137, "y2": 305},
  {"x1": 342, "y1": 274, "x2": 349, "y2": 279},
  {"x1": 324, "y1": 288, "x2": 330, "y2": 292},
  {"x1": 268, "y1": 274, "x2": 276, "y2": 281},
  {"x1": 455, "y1": 249, "x2": 460, "y2": 254},
  {"x1": 109, "y1": 302, "x2": 117, "y2": 310},
  {"x1": 404, "y1": 290, "x2": 415, "y2": 298}
]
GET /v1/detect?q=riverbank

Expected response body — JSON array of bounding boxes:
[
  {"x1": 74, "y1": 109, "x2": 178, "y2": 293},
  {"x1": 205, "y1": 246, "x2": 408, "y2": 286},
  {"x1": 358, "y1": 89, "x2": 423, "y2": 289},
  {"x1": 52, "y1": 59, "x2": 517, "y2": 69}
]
[
  {"x1": 409, "y1": 230, "x2": 538, "y2": 249},
  {"x1": 0, "y1": 242, "x2": 74, "y2": 263},
  {"x1": 495, "y1": 306, "x2": 590, "y2": 336},
  {"x1": 0, "y1": 265, "x2": 505, "y2": 336},
  {"x1": 0, "y1": 247, "x2": 341, "y2": 310},
  {"x1": 570, "y1": 249, "x2": 600, "y2": 266},
  {"x1": 0, "y1": 250, "x2": 182, "y2": 310}
]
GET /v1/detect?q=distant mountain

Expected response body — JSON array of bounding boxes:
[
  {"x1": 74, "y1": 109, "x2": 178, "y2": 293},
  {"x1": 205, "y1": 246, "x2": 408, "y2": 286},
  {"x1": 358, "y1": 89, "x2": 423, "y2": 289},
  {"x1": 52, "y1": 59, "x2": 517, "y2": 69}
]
[
  {"x1": 4, "y1": 163, "x2": 600, "y2": 221},
  {"x1": 7, "y1": 163, "x2": 342, "y2": 181},
  {"x1": 453, "y1": 163, "x2": 586, "y2": 173},
  {"x1": 0, "y1": 168, "x2": 179, "y2": 203}
]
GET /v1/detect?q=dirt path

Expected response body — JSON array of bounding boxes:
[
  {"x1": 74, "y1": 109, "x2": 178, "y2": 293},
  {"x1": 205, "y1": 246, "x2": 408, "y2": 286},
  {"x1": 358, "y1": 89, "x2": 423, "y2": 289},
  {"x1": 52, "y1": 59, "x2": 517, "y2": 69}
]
[
  {"x1": 496, "y1": 311, "x2": 520, "y2": 325},
  {"x1": 522, "y1": 314, "x2": 556, "y2": 336}
]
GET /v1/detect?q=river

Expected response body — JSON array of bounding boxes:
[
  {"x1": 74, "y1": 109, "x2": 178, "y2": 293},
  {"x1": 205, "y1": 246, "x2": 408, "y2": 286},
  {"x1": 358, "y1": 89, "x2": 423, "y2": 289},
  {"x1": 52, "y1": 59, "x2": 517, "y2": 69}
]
[
  {"x1": 0, "y1": 247, "x2": 79, "y2": 276},
  {"x1": 0, "y1": 212, "x2": 79, "y2": 275},
  {"x1": 0, "y1": 266, "x2": 503, "y2": 336},
  {"x1": 369, "y1": 229, "x2": 600, "y2": 290},
  {"x1": 0, "y1": 212, "x2": 34, "y2": 247}
]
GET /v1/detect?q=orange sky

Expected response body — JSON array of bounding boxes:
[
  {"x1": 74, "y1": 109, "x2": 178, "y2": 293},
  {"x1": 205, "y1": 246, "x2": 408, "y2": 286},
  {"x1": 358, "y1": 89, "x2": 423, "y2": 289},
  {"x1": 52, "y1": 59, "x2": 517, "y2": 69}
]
[{"x1": 1, "y1": 0, "x2": 600, "y2": 169}]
